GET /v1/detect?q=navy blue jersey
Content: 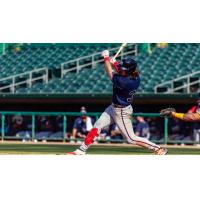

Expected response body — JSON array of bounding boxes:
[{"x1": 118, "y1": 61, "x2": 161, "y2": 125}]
[
  {"x1": 136, "y1": 122, "x2": 150, "y2": 137},
  {"x1": 112, "y1": 73, "x2": 140, "y2": 106}
]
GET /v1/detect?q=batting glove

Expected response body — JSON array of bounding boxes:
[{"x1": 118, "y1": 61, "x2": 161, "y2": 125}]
[
  {"x1": 102, "y1": 50, "x2": 110, "y2": 62},
  {"x1": 110, "y1": 57, "x2": 116, "y2": 64},
  {"x1": 102, "y1": 49, "x2": 109, "y2": 58}
]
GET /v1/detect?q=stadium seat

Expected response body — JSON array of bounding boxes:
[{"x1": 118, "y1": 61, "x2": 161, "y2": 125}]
[
  {"x1": 1, "y1": 43, "x2": 198, "y2": 94},
  {"x1": 0, "y1": 43, "x2": 119, "y2": 80}
]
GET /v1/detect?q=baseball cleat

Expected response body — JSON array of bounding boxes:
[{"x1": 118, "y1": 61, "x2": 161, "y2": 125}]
[
  {"x1": 155, "y1": 147, "x2": 168, "y2": 155},
  {"x1": 67, "y1": 149, "x2": 86, "y2": 155}
]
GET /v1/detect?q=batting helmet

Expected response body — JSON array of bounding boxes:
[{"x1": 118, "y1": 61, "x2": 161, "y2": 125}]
[{"x1": 117, "y1": 57, "x2": 137, "y2": 76}]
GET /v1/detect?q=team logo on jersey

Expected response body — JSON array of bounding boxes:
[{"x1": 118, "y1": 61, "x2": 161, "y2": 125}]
[{"x1": 127, "y1": 90, "x2": 136, "y2": 103}]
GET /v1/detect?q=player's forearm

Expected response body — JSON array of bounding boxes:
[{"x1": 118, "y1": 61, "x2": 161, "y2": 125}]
[
  {"x1": 102, "y1": 50, "x2": 113, "y2": 80},
  {"x1": 104, "y1": 59, "x2": 113, "y2": 80},
  {"x1": 172, "y1": 112, "x2": 200, "y2": 121}
]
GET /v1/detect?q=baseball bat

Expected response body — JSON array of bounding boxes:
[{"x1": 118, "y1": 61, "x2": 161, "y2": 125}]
[{"x1": 113, "y1": 43, "x2": 127, "y2": 59}]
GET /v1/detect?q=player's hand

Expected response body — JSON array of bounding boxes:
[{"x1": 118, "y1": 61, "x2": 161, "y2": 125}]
[
  {"x1": 110, "y1": 57, "x2": 116, "y2": 64},
  {"x1": 102, "y1": 50, "x2": 109, "y2": 58},
  {"x1": 160, "y1": 108, "x2": 176, "y2": 118}
]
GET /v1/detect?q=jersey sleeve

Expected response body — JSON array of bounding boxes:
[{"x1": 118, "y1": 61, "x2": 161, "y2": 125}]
[{"x1": 182, "y1": 113, "x2": 200, "y2": 121}]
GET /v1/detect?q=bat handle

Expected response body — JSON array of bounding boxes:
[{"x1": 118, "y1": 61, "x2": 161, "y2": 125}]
[{"x1": 113, "y1": 55, "x2": 117, "y2": 60}]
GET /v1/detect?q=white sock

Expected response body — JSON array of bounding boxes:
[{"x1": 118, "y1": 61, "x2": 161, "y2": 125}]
[{"x1": 79, "y1": 143, "x2": 89, "y2": 152}]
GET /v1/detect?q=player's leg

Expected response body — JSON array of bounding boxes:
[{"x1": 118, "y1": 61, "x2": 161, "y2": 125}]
[
  {"x1": 68, "y1": 105, "x2": 114, "y2": 155},
  {"x1": 113, "y1": 106, "x2": 167, "y2": 155}
]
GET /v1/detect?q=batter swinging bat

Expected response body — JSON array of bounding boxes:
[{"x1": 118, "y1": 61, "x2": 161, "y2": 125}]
[{"x1": 113, "y1": 43, "x2": 127, "y2": 59}]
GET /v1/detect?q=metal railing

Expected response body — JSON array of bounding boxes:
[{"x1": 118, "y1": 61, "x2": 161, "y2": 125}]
[
  {"x1": 0, "y1": 44, "x2": 136, "y2": 93},
  {"x1": 0, "y1": 67, "x2": 49, "y2": 93},
  {"x1": 0, "y1": 111, "x2": 170, "y2": 144},
  {"x1": 154, "y1": 70, "x2": 200, "y2": 93},
  {"x1": 61, "y1": 44, "x2": 137, "y2": 78}
]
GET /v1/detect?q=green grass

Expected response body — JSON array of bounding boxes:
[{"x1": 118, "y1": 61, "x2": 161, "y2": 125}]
[{"x1": 0, "y1": 143, "x2": 200, "y2": 155}]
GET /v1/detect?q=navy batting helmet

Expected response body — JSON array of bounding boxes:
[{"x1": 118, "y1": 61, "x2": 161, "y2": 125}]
[{"x1": 117, "y1": 57, "x2": 137, "y2": 76}]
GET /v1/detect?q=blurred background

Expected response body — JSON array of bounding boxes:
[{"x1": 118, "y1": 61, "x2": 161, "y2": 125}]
[{"x1": 0, "y1": 43, "x2": 199, "y2": 146}]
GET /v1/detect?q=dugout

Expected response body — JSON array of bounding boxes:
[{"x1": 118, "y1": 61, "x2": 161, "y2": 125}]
[{"x1": 0, "y1": 93, "x2": 198, "y2": 145}]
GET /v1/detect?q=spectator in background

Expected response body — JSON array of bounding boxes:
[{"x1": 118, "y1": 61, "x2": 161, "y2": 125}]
[
  {"x1": 48, "y1": 116, "x2": 64, "y2": 140},
  {"x1": 96, "y1": 127, "x2": 110, "y2": 143},
  {"x1": 168, "y1": 116, "x2": 192, "y2": 145},
  {"x1": 138, "y1": 43, "x2": 152, "y2": 54},
  {"x1": 110, "y1": 124, "x2": 123, "y2": 143},
  {"x1": 70, "y1": 107, "x2": 94, "y2": 144},
  {"x1": 15, "y1": 116, "x2": 32, "y2": 142},
  {"x1": 135, "y1": 116, "x2": 150, "y2": 139},
  {"x1": 97, "y1": 124, "x2": 123, "y2": 143},
  {"x1": 190, "y1": 86, "x2": 199, "y2": 93},
  {"x1": 157, "y1": 43, "x2": 168, "y2": 48},
  {"x1": 168, "y1": 118, "x2": 184, "y2": 141},
  {"x1": 12, "y1": 115, "x2": 23, "y2": 133},
  {"x1": 13, "y1": 44, "x2": 22, "y2": 53},
  {"x1": 147, "y1": 117, "x2": 162, "y2": 141},
  {"x1": 35, "y1": 116, "x2": 54, "y2": 142},
  {"x1": 9, "y1": 115, "x2": 30, "y2": 141}
]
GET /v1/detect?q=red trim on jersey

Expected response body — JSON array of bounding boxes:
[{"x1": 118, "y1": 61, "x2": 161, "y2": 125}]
[
  {"x1": 113, "y1": 61, "x2": 119, "y2": 73},
  {"x1": 188, "y1": 106, "x2": 197, "y2": 113}
]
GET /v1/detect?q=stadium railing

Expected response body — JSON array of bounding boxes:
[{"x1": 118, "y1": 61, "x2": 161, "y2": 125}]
[
  {"x1": 154, "y1": 70, "x2": 200, "y2": 93},
  {"x1": 61, "y1": 44, "x2": 137, "y2": 77},
  {"x1": 0, "y1": 67, "x2": 49, "y2": 93},
  {"x1": 0, "y1": 111, "x2": 172, "y2": 144}
]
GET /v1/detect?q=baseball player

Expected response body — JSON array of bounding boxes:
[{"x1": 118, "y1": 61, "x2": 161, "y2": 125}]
[
  {"x1": 160, "y1": 93, "x2": 200, "y2": 121},
  {"x1": 68, "y1": 50, "x2": 168, "y2": 155}
]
